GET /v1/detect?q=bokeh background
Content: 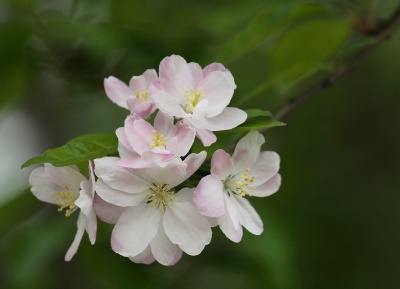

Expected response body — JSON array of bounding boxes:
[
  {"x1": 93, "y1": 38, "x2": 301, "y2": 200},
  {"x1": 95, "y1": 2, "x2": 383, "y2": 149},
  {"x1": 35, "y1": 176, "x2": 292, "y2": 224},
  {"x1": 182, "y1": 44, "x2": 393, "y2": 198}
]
[{"x1": 1, "y1": 0, "x2": 400, "y2": 288}]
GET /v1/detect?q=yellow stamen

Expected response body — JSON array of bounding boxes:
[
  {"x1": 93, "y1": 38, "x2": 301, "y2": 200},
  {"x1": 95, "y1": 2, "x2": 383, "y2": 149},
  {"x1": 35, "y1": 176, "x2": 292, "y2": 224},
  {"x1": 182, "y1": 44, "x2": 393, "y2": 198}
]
[
  {"x1": 132, "y1": 90, "x2": 149, "y2": 102},
  {"x1": 150, "y1": 130, "x2": 167, "y2": 148},
  {"x1": 183, "y1": 87, "x2": 204, "y2": 113}
]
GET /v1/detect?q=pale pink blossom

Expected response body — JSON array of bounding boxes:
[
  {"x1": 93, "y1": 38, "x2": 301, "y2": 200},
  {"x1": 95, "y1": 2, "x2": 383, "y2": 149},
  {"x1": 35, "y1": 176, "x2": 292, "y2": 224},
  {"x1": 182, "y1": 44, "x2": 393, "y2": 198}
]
[
  {"x1": 193, "y1": 130, "x2": 281, "y2": 242},
  {"x1": 29, "y1": 161, "x2": 97, "y2": 261},
  {"x1": 152, "y1": 55, "x2": 247, "y2": 146},
  {"x1": 93, "y1": 152, "x2": 211, "y2": 266},
  {"x1": 115, "y1": 111, "x2": 195, "y2": 169},
  {"x1": 104, "y1": 69, "x2": 158, "y2": 117}
]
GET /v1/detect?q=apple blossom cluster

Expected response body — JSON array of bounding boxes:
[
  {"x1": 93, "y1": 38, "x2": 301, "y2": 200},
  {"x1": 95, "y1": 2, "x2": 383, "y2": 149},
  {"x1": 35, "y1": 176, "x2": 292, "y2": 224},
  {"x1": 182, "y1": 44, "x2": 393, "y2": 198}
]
[{"x1": 28, "y1": 55, "x2": 282, "y2": 266}]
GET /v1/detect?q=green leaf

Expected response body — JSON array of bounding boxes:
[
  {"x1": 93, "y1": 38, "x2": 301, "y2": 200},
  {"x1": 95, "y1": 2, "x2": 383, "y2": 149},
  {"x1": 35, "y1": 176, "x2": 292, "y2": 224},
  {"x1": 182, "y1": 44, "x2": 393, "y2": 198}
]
[
  {"x1": 21, "y1": 134, "x2": 118, "y2": 168},
  {"x1": 245, "y1": 109, "x2": 273, "y2": 119},
  {"x1": 218, "y1": 120, "x2": 286, "y2": 133}
]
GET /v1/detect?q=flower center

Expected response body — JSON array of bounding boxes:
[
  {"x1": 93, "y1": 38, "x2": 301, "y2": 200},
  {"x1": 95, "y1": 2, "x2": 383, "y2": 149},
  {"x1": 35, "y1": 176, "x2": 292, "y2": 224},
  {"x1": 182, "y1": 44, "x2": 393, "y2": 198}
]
[
  {"x1": 150, "y1": 130, "x2": 167, "y2": 148},
  {"x1": 132, "y1": 90, "x2": 149, "y2": 103},
  {"x1": 146, "y1": 183, "x2": 177, "y2": 213},
  {"x1": 224, "y1": 169, "x2": 257, "y2": 197},
  {"x1": 183, "y1": 87, "x2": 204, "y2": 113},
  {"x1": 56, "y1": 186, "x2": 78, "y2": 217}
]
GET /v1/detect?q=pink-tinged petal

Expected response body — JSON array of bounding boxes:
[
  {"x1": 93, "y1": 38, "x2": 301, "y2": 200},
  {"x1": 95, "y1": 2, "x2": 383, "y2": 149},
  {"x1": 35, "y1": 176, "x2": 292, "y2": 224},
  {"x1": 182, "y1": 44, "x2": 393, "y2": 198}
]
[
  {"x1": 192, "y1": 99, "x2": 208, "y2": 121},
  {"x1": 129, "y1": 245, "x2": 156, "y2": 265},
  {"x1": 159, "y1": 55, "x2": 193, "y2": 99},
  {"x1": 150, "y1": 224, "x2": 182, "y2": 266},
  {"x1": 188, "y1": 62, "x2": 204, "y2": 87},
  {"x1": 194, "y1": 174, "x2": 225, "y2": 217},
  {"x1": 154, "y1": 111, "x2": 177, "y2": 139},
  {"x1": 199, "y1": 71, "x2": 235, "y2": 118},
  {"x1": 153, "y1": 91, "x2": 189, "y2": 118},
  {"x1": 251, "y1": 173, "x2": 281, "y2": 197},
  {"x1": 202, "y1": 63, "x2": 228, "y2": 77},
  {"x1": 164, "y1": 188, "x2": 212, "y2": 256},
  {"x1": 129, "y1": 119, "x2": 154, "y2": 155},
  {"x1": 29, "y1": 167, "x2": 62, "y2": 204},
  {"x1": 217, "y1": 210, "x2": 243, "y2": 243},
  {"x1": 116, "y1": 128, "x2": 134, "y2": 152},
  {"x1": 170, "y1": 151, "x2": 207, "y2": 187},
  {"x1": 76, "y1": 180, "x2": 93, "y2": 217},
  {"x1": 204, "y1": 89, "x2": 233, "y2": 118},
  {"x1": 142, "y1": 69, "x2": 158, "y2": 85},
  {"x1": 95, "y1": 178, "x2": 147, "y2": 207},
  {"x1": 168, "y1": 123, "x2": 195, "y2": 157},
  {"x1": 149, "y1": 79, "x2": 162, "y2": 95},
  {"x1": 206, "y1": 217, "x2": 219, "y2": 227},
  {"x1": 129, "y1": 75, "x2": 147, "y2": 92},
  {"x1": 210, "y1": 149, "x2": 235, "y2": 180},
  {"x1": 142, "y1": 149, "x2": 175, "y2": 166},
  {"x1": 116, "y1": 156, "x2": 150, "y2": 170},
  {"x1": 124, "y1": 113, "x2": 142, "y2": 135},
  {"x1": 225, "y1": 194, "x2": 239, "y2": 229},
  {"x1": 195, "y1": 128, "x2": 217, "y2": 147},
  {"x1": 65, "y1": 213, "x2": 85, "y2": 261},
  {"x1": 132, "y1": 102, "x2": 157, "y2": 118},
  {"x1": 247, "y1": 151, "x2": 280, "y2": 186},
  {"x1": 232, "y1": 130, "x2": 265, "y2": 175},
  {"x1": 145, "y1": 158, "x2": 187, "y2": 186},
  {"x1": 189, "y1": 107, "x2": 247, "y2": 131},
  {"x1": 94, "y1": 157, "x2": 150, "y2": 194},
  {"x1": 104, "y1": 76, "x2": 130, "y2": 109},
  {"x1": 93, "y1": 194, "x2": 125, "y2": 224},
  {"x1": 126, "y1": 96, "x2": 142, "y2": 112},
  {"x1": 44, "y1": 164, "x2": 86, "y2": 193},
  {"x1": 111, "y1": 203, "x2": 161, "y2": 257},
  {"x1": 86, "y1": 210, "x2": 97, "y2": 245},
  {"x1": 117, "y1": 142, "x2": 138, "y2": 160},
  {"x1": 230, "y1": 195, "x2": 263, "y2": 235}
]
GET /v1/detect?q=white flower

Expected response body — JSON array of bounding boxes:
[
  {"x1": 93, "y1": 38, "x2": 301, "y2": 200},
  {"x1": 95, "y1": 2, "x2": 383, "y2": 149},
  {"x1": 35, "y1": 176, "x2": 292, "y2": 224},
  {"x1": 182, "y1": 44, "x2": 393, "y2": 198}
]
[
  {"x1": 115, "y1": 111, "x2": 195, "y2": 169},
  {"x1": 152, "y1": 55, "x2": 247, "y2": 146},
  {"x1": 93, "y1": 152, "x2": 212, "y2": 266},
  {"x1": 104, "y1": 69, "x2": 158, "y2": 117},
  {"x1": 29, "y1": 161, "x2": 97, "y2": 261},
  {"x1": 193, "y1": 130, "x2": 281, "y2": 242}
]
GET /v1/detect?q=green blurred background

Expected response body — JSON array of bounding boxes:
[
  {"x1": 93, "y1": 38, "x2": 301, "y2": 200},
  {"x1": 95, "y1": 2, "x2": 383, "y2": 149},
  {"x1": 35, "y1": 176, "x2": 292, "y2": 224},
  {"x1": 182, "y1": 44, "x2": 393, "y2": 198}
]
[{"x1": 1, "y1": 0, "x2": 400, "y2": 288}]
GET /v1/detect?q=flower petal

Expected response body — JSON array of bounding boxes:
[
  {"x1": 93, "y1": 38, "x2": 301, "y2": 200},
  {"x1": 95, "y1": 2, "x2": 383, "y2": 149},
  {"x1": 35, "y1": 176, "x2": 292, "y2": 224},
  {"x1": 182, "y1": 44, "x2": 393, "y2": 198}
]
[
  {"x1": 111, "y1": 202, "x2": 161, "y2": 257},
  {"x1": 104, "y1": 76, "x2": 130, "y2": 109},
  {"x1": 150, "y1": 224, "x2": 183, "y2": 266},
  {"x1": 117, "y1": 141, "x2": 138, "y2": 159},
  {"x1": 230, "y1": 194, "x2": 263, "y2": 235},
  {"x1": 95, "y1": 178, "x2": 146, "y2": 207},
  {"x1": 129, "y1": 75, "x2": 148, "y2": 93},
  {"x1": 251, "y1": 173, "x2": 281, "y2": 197},
  {"x1": 195, "y1": 128, "x2": 217, "y2": 147},
  {"x1": 93, "y1": 194, "x2": 126, "y2": 224},
  {"x1": 129, "y1": 244, "x2": 156, "y2": 265},
  {"x1": 169, "y1": 151, "x2": 207, "y2": 187},
  {"x1": 217, "y1": 210, "x2": 243, "y2": 243},
  {"x1": 129, "y1": 118, "x2": 154, "y2": 155},
  {"x1": 232, "y1": 130, "x2": 265, "y2": 175},
  {"x1": 154, "y1": 111, "x2": 177, "y2": 139},
  {"x1": 248, "y1": 151, "x2": 280, "y2": 186},
  {"x1": 194, "y1": 174, "x2": 225, "y2": 217},
  {"x1": 145, "y1": 158, "x2": 187, "y2": 186},
  {"x1": 159, "y1": 55, "x2": 193, "y2": 99},
  {"x1": 65, "y1": 213, "x2": 86, "y2": 261},
  {"x1": 210, "y1": 149, "x2": 235, "y2": 180},
  {"x1": 188, "y1": 62, "x2": 204, "y2": 87},
  {"x1": 29, "y1": 167, "x2": 62, "y2": 204},
  {"x1": 116, "y1": 156, "x2": 150, "y2": 170},
  {"x1": 153, "y1": 91, "x2": 189, "y2": 118},
  {"x1": 167, "y1": 123, "x2": 195, "y2": 157},
  {"x1": 192, "y1": 99, "x2": 208, "y2": 121},
  {"x1": 189, "y1": 107, "x2": 247, "y2": 131},
  {"x1": 164, "y1": 188, "x2": 212, "y2": 256},
  {"x1": 142, "y1": 69, "x2": 158, "y2": 85},
  {"x1": 86, "y1": 210, "x2": 97, "y2": 245},
  {"x1": 44, "y1": 164, "x2": 86, "y2": 193},
  {"x1": 94, "y1": 157, "x2": 150, "y2": 194},
  {"x1": 225, "y1": 194, "x2": 239, "y2": 229},
  {"x1": 131, "y1": 102, "x2": 157, "y2": 118},
  {"x1": 116, "y1": 128, "x2": 134, "y2": 152}
]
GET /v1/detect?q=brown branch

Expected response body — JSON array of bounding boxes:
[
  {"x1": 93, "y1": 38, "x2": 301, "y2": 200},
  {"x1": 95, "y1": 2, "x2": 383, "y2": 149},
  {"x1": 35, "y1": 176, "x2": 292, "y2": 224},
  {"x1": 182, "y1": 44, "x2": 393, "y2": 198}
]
[{"x1": 257, "y1": 4, "x2": 400, "y2": 135}]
